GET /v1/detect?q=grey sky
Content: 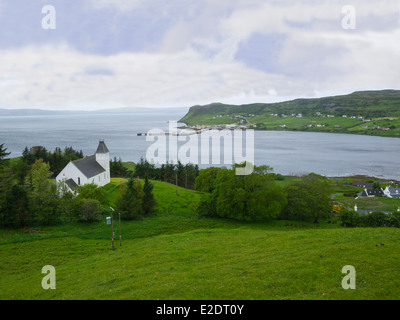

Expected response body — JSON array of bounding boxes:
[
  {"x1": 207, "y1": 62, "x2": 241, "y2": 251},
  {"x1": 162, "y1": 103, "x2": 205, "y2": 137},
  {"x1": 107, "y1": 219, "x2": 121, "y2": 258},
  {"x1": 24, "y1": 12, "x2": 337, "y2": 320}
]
[{"x1": 0, "y1": 0, "x2": 399, "y2": 110}]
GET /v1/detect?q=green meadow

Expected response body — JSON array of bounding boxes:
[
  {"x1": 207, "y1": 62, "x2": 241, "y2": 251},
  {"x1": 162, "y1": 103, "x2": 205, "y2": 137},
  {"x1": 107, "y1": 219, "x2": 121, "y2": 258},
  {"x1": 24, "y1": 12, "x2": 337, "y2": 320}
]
[{"x1": 1, "y1": 178, "x2": 399, "y2": 300}]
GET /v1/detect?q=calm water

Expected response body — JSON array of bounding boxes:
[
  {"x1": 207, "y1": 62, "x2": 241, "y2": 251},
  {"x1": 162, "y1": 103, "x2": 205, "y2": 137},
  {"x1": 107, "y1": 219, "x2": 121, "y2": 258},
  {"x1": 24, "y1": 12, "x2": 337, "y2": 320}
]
[{"x1": 1, "y1": 112, "x2": 400, "y2": 179}]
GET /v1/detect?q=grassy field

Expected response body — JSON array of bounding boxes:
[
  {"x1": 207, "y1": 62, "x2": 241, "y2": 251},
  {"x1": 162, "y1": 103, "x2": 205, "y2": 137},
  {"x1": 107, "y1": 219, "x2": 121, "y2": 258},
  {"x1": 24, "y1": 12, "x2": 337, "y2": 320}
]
[
  {"x1": 102, "y1": 178, "x2": 204, "y2": 215},
  {"x1": 1, "y1": 178, "x2": 400, "y2": 300}
]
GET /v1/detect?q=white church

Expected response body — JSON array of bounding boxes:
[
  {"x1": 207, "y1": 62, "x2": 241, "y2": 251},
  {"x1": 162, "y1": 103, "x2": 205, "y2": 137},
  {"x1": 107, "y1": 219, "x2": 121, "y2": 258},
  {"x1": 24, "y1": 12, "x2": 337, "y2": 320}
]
[{"x1": 56, "y1": 141, "x2": 111, "y2": 193}]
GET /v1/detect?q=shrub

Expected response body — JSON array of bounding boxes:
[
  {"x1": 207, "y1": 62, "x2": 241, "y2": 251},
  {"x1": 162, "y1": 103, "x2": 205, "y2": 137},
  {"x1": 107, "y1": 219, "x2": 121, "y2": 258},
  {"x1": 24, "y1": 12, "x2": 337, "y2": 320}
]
[
  {"x1": 360, "y1": 211, "x2": 387, "y2": 227},
  {"x1": 340, "y1": 210, "x2": 360, "y2": 228},
  {"x1": 385, "y1": 213, "x2": 400, "y2": 228},
  {"x1": 79, "y1": 199, "x2": 102, "y2": 223},
  {"x1": 343, "y1": 192, "x2": 358, "y2": 198}
]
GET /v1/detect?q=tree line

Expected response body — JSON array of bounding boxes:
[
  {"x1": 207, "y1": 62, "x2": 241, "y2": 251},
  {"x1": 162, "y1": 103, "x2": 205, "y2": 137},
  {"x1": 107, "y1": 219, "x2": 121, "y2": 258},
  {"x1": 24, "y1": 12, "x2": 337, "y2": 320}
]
[
  {"x1": 0, "y1": 144, "x2": 156, "y2": 228},
  {"x1": 22, "y1": 146, "x2": 84, "y2": 178},
  {"x1": 134, "y1": 158, "x2": 199, "y2": 189},
  {"x1": 195, "y1": 164, "x2": 333, "y2": 222}
]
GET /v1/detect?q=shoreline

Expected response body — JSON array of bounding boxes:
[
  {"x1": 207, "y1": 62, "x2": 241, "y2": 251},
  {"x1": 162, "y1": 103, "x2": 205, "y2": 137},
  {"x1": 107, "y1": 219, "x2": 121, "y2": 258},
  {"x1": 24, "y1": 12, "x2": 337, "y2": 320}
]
[{"x1": 178, "y1": 122, "x2": 400, "y2": 139}]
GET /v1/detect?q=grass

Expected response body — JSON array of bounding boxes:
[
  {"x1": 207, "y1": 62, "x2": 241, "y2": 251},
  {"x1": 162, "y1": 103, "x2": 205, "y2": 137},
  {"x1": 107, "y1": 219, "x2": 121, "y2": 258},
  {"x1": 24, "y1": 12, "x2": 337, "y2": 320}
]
[
  {"x1": 1, "y1": 222, "x2": 399, "y2": 300},
  {"x1": 102, "y1": 178, "x2": 204, "y2": 215},
  {"x1": 335, "y1": 194, "x2": 400, "y2": 212},
  {"x1": 180, "y1": 90, "x2": 400, "y2": 138},
  {"x1": 1, "y1": 178, "x2": 400, "y2": 300}
]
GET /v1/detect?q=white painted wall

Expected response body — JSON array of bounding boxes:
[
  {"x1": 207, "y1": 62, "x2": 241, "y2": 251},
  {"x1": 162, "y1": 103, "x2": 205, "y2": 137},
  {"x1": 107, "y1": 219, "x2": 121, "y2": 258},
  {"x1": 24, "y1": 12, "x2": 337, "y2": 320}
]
[
  {"x1": 56, "y1": 162, "x2": 90, "y2": 187},
  {"x1": 95, "y1": 152, "x2": 111, "y2": 185},
  {"x1": 56, "y1": 162, "x2": 109, "y2": 190}
]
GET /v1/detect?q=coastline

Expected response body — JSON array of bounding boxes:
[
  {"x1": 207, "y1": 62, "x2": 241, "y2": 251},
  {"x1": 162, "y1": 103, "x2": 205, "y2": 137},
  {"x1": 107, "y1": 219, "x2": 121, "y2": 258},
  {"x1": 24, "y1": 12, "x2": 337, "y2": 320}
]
[{"x1": 178, "y1": 122, "x2": 400, "y2": 139}]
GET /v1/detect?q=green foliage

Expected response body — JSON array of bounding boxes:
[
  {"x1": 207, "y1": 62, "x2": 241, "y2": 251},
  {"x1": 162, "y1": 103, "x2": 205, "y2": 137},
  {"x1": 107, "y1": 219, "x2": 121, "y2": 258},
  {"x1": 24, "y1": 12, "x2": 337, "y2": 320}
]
[
  {"x1": 76, "y1": 183, "x2": 107, "y2": 205},
  {"x1": 361, "y1": 211, "x2": 389, "y2": 228},
  {"x1": 110, "y1": 157, "x2": 130, "y2": 178},
  {"x1": 341, "y1": 210, "x2": 400, "y2": 228},
  {"x1": 340, "y1": 210, "x2": 360, "y2": 228},
  {"x1": 79, "y1": 199, "x2": 102, "y2": 223},
  {"x1": 282, "y1": 184, "x2": 314, "y2": 221},
  {"x1": 116, "y1": 177, "x2": 143, "y2": 220},
  {"x1": 142, "y1": 177, "x2": 156, "y2": 215},
  {"x1": 199, "y1": 167, "x2": 287, "y2": 221},
  {"x1": 29, "y1": 159, "x2": 59, "y2": 225},
  {"x1": 274, "y1": 174, "x2": 285, "y2": 181},
  {"x1": 22, "y1": 145, "x2": 84, "y2": 177},
  {"x1": 197, "y1": 193, "x2": 218, "y2": 217},
  {"x1": 3, "y1": 185, "x2": 30, "y2": 227},
  {"x1": 135, "y1": 158, "x2": 199, "y2": 189},
  {"x1": 195, "y1": 167, "x2": 222, "y2": 192},
  {"x1": 283, "y1": 173, "x2": 333, "y2": 222},
  {"x1": 0, "y1": 143, "x2": 11, "y2": 167}
]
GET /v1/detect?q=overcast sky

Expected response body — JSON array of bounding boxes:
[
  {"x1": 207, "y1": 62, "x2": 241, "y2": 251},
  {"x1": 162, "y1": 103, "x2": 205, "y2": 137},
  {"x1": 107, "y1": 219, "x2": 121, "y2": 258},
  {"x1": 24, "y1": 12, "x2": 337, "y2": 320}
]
[{"x1": 0, "y1": 0, "x2": 399, "y2": 110}]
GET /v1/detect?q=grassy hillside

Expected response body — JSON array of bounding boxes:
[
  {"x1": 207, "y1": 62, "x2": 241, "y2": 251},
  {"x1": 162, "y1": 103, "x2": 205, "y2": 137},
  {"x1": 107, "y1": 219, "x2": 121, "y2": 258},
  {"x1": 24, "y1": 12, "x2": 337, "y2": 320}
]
[
  {"x1": 1, "y1": 222, "x2": 399, "y2": 300},
  {"x1": 1, "y1": 178, "x2": 400, "y2": 300},
  {"x1": 102, "y1": 178, "x2": 204, "y2": 216},
  {"x1": 180, "y1": 90, "x2": 400, "y2": 137}
]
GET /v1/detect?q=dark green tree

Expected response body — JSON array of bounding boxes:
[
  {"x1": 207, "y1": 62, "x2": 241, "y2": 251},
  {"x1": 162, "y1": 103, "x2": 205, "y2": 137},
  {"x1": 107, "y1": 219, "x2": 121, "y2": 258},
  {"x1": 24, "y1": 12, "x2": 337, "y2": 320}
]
[
  {"x1": 79, "y1": 199, "x2": 102, "y2": 223},
  {"x1": 195, "y1": 167, "x2": 222, "y2": 193},
  {"x1": 4, "y1": 185, "x2": 30, "y2": 227},
  {"x1": 29, "y1": 159, "x2": 59, "y2": 225},
  {"x1": 283, "y1": 173, "x2": 332, "y2": 223},
  {"x1": 210, "y1": 168, "x2": 287, "y2": 221},
  {"x1": 0, "y1": 143, "x2": 11, "y2": 167},
  {"x1": 142, "y1": 176, "x2": 156, "y2": 215},
  {"x1": 116, "y1": 177, "x2": 143, "y2": 220}
]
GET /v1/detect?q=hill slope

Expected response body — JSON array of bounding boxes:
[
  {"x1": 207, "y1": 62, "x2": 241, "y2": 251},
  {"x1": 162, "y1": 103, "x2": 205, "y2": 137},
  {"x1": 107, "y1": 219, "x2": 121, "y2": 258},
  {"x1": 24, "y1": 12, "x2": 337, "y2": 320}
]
[
  {"x1": 180, "y1": 90, "x2": 400, "y2": 137},
  {"x1": 1, "y1": 225, "x2": 399, "y2": 300}
]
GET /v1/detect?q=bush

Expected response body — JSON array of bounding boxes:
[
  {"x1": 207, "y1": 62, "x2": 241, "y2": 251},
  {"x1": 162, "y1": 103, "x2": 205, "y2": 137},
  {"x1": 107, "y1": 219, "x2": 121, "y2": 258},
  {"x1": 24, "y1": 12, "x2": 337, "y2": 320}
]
[
  {"x1": 343, "y1": 192, "x2": 358, "y2": 198},
  {"x1": 197, "y1": 193, "x2": 217, "y2": 217},
  {"x1": 385, "y1": 213, "x2": 400, "y2": 228},
  {"x1": 340, "y1": 210, "x2": 360, "y2": 228},
  {"x1": 79, "y1": 199, "x2": 102, "y2": 223},
  {"x1": 360, "y1": 211, "x2": 387, "y2": 227}
]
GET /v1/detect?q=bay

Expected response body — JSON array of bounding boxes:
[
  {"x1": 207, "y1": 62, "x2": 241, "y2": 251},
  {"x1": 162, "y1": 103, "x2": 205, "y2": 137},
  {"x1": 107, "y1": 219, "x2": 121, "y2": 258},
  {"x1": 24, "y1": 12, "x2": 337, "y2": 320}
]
[{"x1": 1, "y1": 112, "x2": 400, "y2": 180}]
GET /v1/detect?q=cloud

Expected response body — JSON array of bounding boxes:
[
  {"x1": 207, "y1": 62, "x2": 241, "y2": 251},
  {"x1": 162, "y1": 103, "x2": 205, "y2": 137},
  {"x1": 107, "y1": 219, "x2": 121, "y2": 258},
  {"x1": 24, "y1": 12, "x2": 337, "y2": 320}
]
[
  {"x1": 0, "y1": 44, "x2": 297, "y2": 110},
  {"x1": 0, "y1": 0, "x2": 399, "y2": 110},
  {"x1": 88, "y1": 0, "x2": 145, "y2": 13}
]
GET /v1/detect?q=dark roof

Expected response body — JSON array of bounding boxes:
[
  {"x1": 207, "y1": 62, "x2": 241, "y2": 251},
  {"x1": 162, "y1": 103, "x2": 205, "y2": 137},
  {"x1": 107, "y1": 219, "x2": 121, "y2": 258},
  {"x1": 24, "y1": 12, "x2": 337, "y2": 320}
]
[
  {"x1": 65, "y1": 178, "x2": 77, "y2": 191},
  {"x1": 96, "y1": 141, "x2": 109, "y2": 154},
  {"x1": 72, "y1": 155, "x2": 105, "y2": 178},
  {"x1": 352, "y1": 182, "x2": 373, "y2": 189},
  {"x1": 388, "y1": 187, "x2": 400, "y2": 196},
  {"x1": 358, "y1": 190, "x2": 368, "y2": 197},
  {"x1": 358, "y1": 188, "x2": 384, "y2": 197},
  {"x1": 366, "y1": 189, "x2": 384, "y2": 196}
]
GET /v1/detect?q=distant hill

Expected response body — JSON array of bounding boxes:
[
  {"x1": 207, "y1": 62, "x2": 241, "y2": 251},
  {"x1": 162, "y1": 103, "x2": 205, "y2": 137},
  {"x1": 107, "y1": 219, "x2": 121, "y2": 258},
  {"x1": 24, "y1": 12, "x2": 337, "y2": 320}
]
[
  {"x1": 179, "y1": 90, "x2": 400, "y2": 137},
  {"x1": 0, "y1": 109, "x2": 66, "y2": 117},
  {"x1": 0, "y1": 107, "x2": 188, "y2": 117}
]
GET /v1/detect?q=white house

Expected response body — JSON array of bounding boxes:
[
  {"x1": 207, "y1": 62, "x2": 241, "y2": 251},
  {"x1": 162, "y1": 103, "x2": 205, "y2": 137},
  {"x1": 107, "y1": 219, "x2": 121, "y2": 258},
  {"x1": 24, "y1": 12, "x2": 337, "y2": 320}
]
[{"x1": 56, "y1": 141, "x2": 111, "y2": 192}]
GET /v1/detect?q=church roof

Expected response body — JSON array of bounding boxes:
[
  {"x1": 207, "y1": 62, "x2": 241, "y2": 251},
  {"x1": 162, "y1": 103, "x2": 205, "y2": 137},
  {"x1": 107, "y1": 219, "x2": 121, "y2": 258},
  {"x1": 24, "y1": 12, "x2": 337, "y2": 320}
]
[
  {"x1": 96, "y1": 141, "x2": 109, "y2": 154},
  {"x1": 72, "y1": 155, "x2": 106, "y2": 178},
  {"x1": 65, "y1": 178, "x2": 78, "y2": 191}
]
